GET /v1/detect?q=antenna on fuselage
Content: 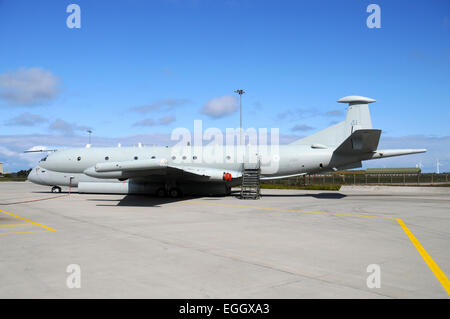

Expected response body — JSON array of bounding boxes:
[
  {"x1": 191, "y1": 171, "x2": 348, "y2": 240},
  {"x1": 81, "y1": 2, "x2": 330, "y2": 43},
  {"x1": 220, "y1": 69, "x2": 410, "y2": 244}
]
[{"x1": 86, "y1": 129, "x2": 93, "y2": 144}]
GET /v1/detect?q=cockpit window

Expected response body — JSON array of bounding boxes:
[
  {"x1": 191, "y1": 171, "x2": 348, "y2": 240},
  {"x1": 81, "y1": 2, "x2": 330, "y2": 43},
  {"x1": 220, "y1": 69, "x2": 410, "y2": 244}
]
[{"x1": 40, "y1": 156, "x2": 48, "y2": 162}]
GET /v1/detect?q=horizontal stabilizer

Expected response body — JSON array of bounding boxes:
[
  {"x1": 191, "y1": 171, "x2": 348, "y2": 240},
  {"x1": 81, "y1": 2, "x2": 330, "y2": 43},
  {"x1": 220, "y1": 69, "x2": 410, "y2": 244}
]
[
  {"x1": 334, "y1": 129, "x2": 381, "y2": 155},
  {"x1": 369, "y1": 149, "x2": 427, "y2": 159}
]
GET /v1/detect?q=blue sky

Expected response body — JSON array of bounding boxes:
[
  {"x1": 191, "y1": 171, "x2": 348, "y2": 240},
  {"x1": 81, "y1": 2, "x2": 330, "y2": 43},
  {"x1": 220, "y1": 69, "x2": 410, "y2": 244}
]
[{"x1": 0, "y1": 0, "x2": 449, "y2": 172}]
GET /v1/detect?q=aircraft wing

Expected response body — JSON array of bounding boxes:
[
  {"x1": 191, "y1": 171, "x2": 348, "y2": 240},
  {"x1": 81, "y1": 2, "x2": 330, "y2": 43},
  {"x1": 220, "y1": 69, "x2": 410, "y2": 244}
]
[
  {"x1": 93, "y1": 159, "x2": 169, "y2": 172},
  {"x1": 170, "y1": 165, "x2": 242, "y2": 181},
  {"x1": 84, "y1": 159, "x2": 242, "y2": 181}
]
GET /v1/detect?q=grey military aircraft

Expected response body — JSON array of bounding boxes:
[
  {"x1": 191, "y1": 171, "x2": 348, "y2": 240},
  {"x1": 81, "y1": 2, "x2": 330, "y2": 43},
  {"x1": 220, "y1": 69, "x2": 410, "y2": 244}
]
[{"x1": 27, "y1": 96, "x2": 426, "y2": 197}]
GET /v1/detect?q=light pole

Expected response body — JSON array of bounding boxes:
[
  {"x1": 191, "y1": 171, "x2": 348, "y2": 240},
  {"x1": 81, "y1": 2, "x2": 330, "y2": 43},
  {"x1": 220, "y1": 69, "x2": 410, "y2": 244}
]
[
  {"x1": 87, "y1": 129, "x2": 92, "y2": 145},
  {"x1": 234, "y1": 89, "x2": 245, "y2": 145},
  {"x1": 437, "y1": 159, "x2": 441, "y2": 174}
]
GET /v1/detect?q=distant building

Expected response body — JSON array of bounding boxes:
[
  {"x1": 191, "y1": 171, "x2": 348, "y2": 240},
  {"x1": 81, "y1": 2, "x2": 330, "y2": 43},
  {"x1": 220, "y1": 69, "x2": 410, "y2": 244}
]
[
  {"x1": 0, "y1": 162, "x2": 3, "y2": 175},
  {"x1": 365, "y1": 168, "x2": 421, "y2": 174}
]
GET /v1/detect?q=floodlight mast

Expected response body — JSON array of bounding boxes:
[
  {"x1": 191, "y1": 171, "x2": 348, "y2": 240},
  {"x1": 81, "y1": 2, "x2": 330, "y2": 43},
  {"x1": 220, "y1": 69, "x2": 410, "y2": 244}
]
[{"x1": 234, "y1": 89, "x2": 245, "y2": 145}]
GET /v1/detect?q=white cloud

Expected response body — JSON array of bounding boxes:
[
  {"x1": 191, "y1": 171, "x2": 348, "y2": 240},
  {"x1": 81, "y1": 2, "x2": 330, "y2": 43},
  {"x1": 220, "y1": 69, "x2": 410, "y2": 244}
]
[
  {"x1": 278, "y1": 108, "x2": 344, "y2": 121},
  {"x1": 5, "y1": 113, "x2": 48, "y2": 126},
  {"x1": 324, "y1": 110, "x2": 344, "y2": 117},
  {"x1": 131, "y1": 98, "x2": 190, "y2": 113},
  {"x1": 133, "y1": 115, "x2": 176, "y2": 127},
  {"x1": 159, "y1": 115, "x2": 176, "y2": 125},
  {"x1": 0, "y1": 146, "x2": 16, "y2": 157},
  {"x1": 0, "y1": 67, "x2": 61, "y2": 106},
  {"x1": 201, "y1": 95, "x2": 238, "y2": 118},
  {"x1": 48, "y1": 119, "x2": 91, "y2": 135},
  {"x1": 277, "y1": 108, "x2": 320, "y2": 120},
  {"x1": 291, "y1": 124, "x2": 315, "y2": 132},
  {"x1": 133, "y1": 118, "x2": 156, "y2": 127}
]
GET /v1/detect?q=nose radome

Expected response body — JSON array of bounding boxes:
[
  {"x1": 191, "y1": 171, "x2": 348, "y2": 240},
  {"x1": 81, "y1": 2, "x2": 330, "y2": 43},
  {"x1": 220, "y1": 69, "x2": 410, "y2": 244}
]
[
  {"x1": 27, "y1": 167, "x2": 43, "y2": 184},
  {"x1": 27, "y1": 168, "x2": 38, "y2": 183}
]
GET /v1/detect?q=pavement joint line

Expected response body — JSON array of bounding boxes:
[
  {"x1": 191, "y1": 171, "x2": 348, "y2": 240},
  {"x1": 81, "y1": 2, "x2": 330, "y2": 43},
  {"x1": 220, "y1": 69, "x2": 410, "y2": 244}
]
[
  {"x1": 0, "y1": 223, "x2": 32, "y2": 228},
  {"x1": 0, "y1": 230, "x2": 53, "y2": 236},
  {"x1": 0, "y1": 209, "x2": 56, "y2": 232},
  {"x1": 185, "y1": 200, "x2": 450, "y2": 296},
  {"x1": 185, "y1": 200, "x2": 395, "y2": 220},
  {"x1": 0, "y1": 194, "x2": 68, "y2": 206}
]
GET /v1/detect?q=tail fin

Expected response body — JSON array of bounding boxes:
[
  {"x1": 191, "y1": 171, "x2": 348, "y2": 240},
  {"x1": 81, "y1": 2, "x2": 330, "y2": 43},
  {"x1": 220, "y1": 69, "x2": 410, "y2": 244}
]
[
  {"x1": 340, "y1": 96, "x2": 375, "y2": 134},
  {"x1": 290, "y1": 96, "x2": 376, "y2": 147}
]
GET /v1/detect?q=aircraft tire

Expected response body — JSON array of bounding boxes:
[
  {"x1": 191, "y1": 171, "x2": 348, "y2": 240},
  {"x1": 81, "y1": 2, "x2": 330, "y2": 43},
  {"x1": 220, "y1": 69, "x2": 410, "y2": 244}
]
[
  {"x1": 155, "y1": 188, "x2": 166, "y2": 198},
  {"x1": 168, "y1": 187, "x2": 182, "y2": 198},
  {"x1": 51, "y1": 186, "x2": 62, "y2": 193}
]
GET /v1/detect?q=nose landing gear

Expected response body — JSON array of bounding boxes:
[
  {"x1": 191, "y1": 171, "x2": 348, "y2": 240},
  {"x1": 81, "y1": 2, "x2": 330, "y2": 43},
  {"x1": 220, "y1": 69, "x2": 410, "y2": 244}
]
[{"x1": 51, "y1": 186, "x2": 62, "y2": 193}]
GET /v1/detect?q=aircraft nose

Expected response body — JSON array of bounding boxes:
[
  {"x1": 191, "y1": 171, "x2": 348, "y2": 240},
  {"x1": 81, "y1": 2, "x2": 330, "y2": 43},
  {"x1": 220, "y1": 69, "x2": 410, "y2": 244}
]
[{"x1": 27, "y1": 168, "x2": 40, "y2": 183}]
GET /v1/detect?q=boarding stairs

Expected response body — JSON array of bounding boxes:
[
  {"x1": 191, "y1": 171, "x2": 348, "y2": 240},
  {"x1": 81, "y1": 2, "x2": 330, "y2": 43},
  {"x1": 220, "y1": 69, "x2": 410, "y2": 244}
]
[{"x1": 240, "y1": 162, "x2": 261, "y2": 199}]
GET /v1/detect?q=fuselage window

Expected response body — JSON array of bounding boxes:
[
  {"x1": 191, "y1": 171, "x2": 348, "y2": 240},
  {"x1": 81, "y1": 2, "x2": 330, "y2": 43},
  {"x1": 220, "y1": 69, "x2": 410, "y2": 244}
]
[
  {"x1": 77, "y1": 156, "x2": 81, "y2": 161},
  {"x1": 105, "y1": 156, "x2": 109, "y2": 160},
  {"x1": 226, "y1": 155, "x2": 231, "y2": 160},
  {"x1": 171, "y1": 156, "x2": 176, "y2": 160},
  {"x1": 151, "y1": 156, "x2": 156, "y2": 159},
  {"x1": 134, "y1": 156, "x2": 138, "y2": 160},
  {"x1": 193, "y1": 156, "x2": 197, "y2": 160},
  {"x1": 182, "y1": 156, "x2": 186, "y2": 160}
]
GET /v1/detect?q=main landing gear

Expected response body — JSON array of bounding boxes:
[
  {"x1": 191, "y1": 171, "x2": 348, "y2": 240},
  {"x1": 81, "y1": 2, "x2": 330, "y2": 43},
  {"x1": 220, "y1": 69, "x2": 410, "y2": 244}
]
[
  {"x1": 168, "y1": 187, "x2": 182, "y2": 198},
  {"x1": 51, "y1": 186, "x2": 62, "y2": 193},
  {"x1": 155, "y1": 187, "x2": 182, "y2": 198}
]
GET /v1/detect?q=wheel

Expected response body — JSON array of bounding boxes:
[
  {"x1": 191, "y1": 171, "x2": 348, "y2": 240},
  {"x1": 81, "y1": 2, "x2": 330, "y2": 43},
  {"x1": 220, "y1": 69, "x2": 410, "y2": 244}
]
[
  {"x1": 51, "y1": 186, "x2": 61, "y2": 193},
  {"x1": 168, "y1": 188, "x2": 182, "y2": 198},
  {"x1": 155, "y1": 188, "x2": 166, "y2": 198}
]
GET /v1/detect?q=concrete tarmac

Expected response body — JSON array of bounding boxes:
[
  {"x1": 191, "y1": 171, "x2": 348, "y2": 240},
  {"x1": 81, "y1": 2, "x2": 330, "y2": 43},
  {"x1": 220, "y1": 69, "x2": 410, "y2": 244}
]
[{"x1": 0, "y1": 182, "x2": 449, "y2": 298}]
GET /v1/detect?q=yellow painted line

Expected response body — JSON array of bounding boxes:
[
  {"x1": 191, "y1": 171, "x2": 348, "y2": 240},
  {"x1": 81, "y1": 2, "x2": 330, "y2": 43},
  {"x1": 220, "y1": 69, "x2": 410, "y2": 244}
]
[
  {"x1": 397, "y1": 218, "x2": 450, "y2": 295},
  {"x1": 0, "y1": 209, "x2": 56, "y2": 232},
  {"x1": 185, "y1": 200, "x2": 394, "y2": 220},
  {"x1": 0, "y1": 223, "x2": 32, "y2": 228},
  {"x1": 185, "y1": 200, "x2": 450, "y2": 295},
  {"x1": 0, "y1": 230, "x2": 53, "y2": 236}
]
